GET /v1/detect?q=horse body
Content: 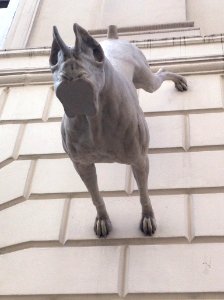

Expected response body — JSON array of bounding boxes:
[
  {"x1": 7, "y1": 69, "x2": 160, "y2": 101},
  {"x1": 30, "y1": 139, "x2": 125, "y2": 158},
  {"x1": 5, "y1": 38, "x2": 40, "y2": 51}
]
[
  {"x1": 50, "y1": 24, "x2": 187, "y2": 237},
  {"x1": 61, "y1": 53, "x2": 148, "y2": 165}
]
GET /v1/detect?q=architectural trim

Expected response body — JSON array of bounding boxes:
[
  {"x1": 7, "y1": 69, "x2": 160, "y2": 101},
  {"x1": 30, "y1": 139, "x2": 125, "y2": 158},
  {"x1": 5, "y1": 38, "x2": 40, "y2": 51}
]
[
  {"x1": 89, "y1": 21, "x2": 195, "y2": 36},
  {"x1": 1, "y1": 33, "x2": 224, "y2": 55},
  {"x1": 1, "y1": 33, "x2": 224, "y2": 86},
  {"x1": 0, "y1": 56, "x2": 224, "y2": 87}
]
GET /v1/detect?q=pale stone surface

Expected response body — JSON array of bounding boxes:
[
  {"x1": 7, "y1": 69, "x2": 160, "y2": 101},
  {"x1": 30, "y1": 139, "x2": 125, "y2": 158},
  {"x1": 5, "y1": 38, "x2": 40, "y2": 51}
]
[
  {"x1": 0, "y1": 54, "x2": 49, "y2": 70},
  {"x1": 143, "y1": 45, "x2": 181, "y2": 61},
  {"x1": 66, "y1": 195, "x2": 188, "y2": 241},
  {"x1": 132, "y1": 151, "x2": 224, "y2": 190},
  {"x1": 1, "y1": 40, "x2": 223, "y2": 73},
  {"x1": 4, "y1": 0, "x2": 40, "y2": 49},
  {"x1": 28, "y1": 0, "x2": 186, "y2": 47},
  {"x1": 0, "y1": 87, "x2": 6, "y2": 114},
  {"x1": 0, "y1": 247, "x2": 120, "y2": 294},
  {"x1": 20, "y1": 122, "x2": 64, "y2": 155},
  {"x1": 182, "y1": 43, "x2": 223, "y2": 59},
  {"x1": 187, "y1": 0, "x2": 224, "y2": 35},
  {"x1": 48, "y1": 94, "x2": 64, "y2": 118},
  {"x1": 139, "y1": 75, "x2": 222, "y2": 113},
  {"x1": 31, "y1": 158, "x2": 126, "y2": 194},
  {"x1": 128, "y1": 244, "x2": 224, "y2": 293},
  {"x1": 100, "y1": 0, "x2": 186, "y2": 28},
  {"x1": 192, "y1": 194, "x2": 224, "y2": 237},
  {"x1": 189, "y1": 112, "x2": 224, "y2": 147},
  {"x1": 0, "y1": 199, "x2": 65, "y2": 248},
  {"x1": 106, "y1": 27, "x2": 201, "y2": 43},
  {"x1": 146, "y1": 115, "x2": 185, "y2": 149},
  {"x1": 31, "y1": 150, "x2": 224, "y2": 196},
  {"x1": 0, "y1": 294, "x2": 222, "y2": 300},
  {"x1": 0, "y1": 124, "x2": 20, "y2": 163},
  {"x1": 144, "y1": 42, "x2": 224, "y2": 61},
  {"x1": 28, "y1": 0, "x2": 102, "y2": 47},
  {"x1": 1, "y1": 85, "x2": 50, "y2": 120},
  {"x1": 32, "y1": 159, "x2": 86, "y2": 194},
  {"x1": 1, "y1": 0, "x2": 224, "y2": 298},
  {"x1": 0, "y1": 160, "x2": 31, "y2": 205}
]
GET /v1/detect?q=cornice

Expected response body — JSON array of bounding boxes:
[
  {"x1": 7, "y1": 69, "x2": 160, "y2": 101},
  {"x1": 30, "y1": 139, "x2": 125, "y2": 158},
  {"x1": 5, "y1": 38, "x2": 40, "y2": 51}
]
[
  {"x1": 88, "y1": 21, "x2": 195, "y2": 36},
  {"x1": 133, "y1": 34, "x2": 224, "y2": 49},
  {"x1": 0, "y1": 33, "x2": 224, "y2": 86},
  {"x1": 1, "y1": 33, "x2": 224, "y2": 57},
  {"x1": 0, "y1": 55, "x2": 224, "y2": 87},
  {"x1": 0, "y1": 47, "x2": 50, "y2": 58}
]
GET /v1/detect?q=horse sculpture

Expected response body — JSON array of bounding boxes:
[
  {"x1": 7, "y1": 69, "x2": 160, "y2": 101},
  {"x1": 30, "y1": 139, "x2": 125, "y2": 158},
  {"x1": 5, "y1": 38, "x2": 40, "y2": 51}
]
[{"x1": 49, "y1": 23, "x2": 187, "y2": 238}]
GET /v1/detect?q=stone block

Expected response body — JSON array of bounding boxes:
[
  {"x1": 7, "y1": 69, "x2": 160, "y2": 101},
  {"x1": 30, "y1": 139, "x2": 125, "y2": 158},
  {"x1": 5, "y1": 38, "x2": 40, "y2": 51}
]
[
  {"x1": 140, "y1": 151, "x2": 224, "y2": 189},
  {"x1": 133, "y1": 151, "x2": 224, "y2": 190},
  {"x1": 143, "y1": 45, "x2": 182, "y2": 61},
  {"x1": 185, "y1": 42, "x2": 223, "y2": 58},
  {"x1": 189, "y1": 112, "x2": 224, "y2": 147},
  {"x1": 101, "y1": 0, "x2": 186, "y2": 28},
  {"x1": 20, "y1": 122, "x2": 64, "y2": 156},
  {"x1": 187, "y1": 0, "x2": 224, "y2": 36},
  {"x1": 32, "y1": 150, "x2": 224, "y2": 196},
  {"x1": 0, "y1": 247, "x2": 120, "y2": 295},
  {"x1": 146, "y1": 115, "x2": 185, "y2": 149},
  {"x1": 31, "y1": 158, "x2": 127, "y2": 195},
  {"x1": 0, "y1": 87, "x2": 6, "y2": 115},
  {"x1": 143, "y1": 41, "x2": 223, "y2": 61},
  {"x1": 192, "y1": 193, "x2": 224, "y2": 237},
  {"x1": 128, "y1": 244, "x2": 224, "y2": 293},
  {"x1": 28, "y1": 0, "x2": 103, "y2": 47},
  {"x1": 139, "y1": 75, "x2": 222, "y2": 113},
  {"x1": 0, "y1": 199, "x2": 65, "y2": 249},
  {"x1": 41, "y1": 113, "x2": 186, "y2": 153},
  {"x1": 28, "y1": 0, "x2": 186, "y2": 47},
  {"x1": 66, "y1": 195, "x2": 188, "y2": 241},
  {"x1": 0, "y1": 55, "x2": 49, "y2": 71},
  {"x1": 0, "y1": 160, "x2": 31, "y2": 205},
  {"x1": 0, "y1": 124, "x2": 20, "y2": 163},
  {"x1": 48, "y1": 94, "x2": 64, "y2": 118},
  {"x1": 114, "y1": 28, "x2": 201, "y2": 43},
  {"x1": 1, "y1": 85, "x2": 50, "y2": 120}
]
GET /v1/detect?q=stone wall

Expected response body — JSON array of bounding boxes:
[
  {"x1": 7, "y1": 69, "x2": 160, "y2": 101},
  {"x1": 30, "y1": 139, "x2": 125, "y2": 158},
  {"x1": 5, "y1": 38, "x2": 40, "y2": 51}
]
[
  {"x1": 1, "y1": 1, "x2": 224, "y2": 299},
  {"x1": 2, "y1": 0, "x2": 224, "y2": 49},
  {"x1": 1, "y1": 33, "x2": 224, "y2": 298}
]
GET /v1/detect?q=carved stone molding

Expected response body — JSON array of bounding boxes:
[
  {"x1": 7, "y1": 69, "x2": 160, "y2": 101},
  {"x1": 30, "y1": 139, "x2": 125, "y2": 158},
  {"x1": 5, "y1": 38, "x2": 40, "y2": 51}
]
[
  {"x1": 1, "y1": 32, "x2": 224, "y2": 86},
  {"x1": 0, "y1": 56, "x2": 224, "y2": 87},
  {"x1": 89, "y1": 21, "x2": 195, "y2": 37}
]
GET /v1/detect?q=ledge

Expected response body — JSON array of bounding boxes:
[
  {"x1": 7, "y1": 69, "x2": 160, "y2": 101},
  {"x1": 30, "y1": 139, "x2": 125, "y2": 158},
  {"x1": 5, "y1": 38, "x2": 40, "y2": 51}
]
[
  {"x1": 88, "y1": 21, "x2": 195, "y2": 35},
  {"x1": 0, "y1": 55, "x2": 224, "y2": 86},
  {"x1": 1, "y1": 33, "x2": 224, "y2": 56}
]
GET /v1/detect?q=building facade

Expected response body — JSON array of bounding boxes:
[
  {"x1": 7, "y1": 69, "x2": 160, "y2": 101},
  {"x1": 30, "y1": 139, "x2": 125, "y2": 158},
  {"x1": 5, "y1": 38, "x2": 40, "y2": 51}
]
[{"x1": 1, "y1": 0, "x2": 224, "y2": 299}]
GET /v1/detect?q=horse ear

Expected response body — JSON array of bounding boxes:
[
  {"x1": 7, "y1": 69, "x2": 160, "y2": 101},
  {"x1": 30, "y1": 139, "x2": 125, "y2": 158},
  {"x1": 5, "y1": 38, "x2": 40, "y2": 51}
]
[
  {"x1": 73, "y1": 23, "x2": 98, "y2": 48},
  {"x1": 73, "y1": 23, "x2": 104, "y2": 62},
  {"x1": 49, "y1": 34, "x2": 60, "y2": 66},
  {"x1": 50, "y1": 26, "x2": 70, "y2": 66}
]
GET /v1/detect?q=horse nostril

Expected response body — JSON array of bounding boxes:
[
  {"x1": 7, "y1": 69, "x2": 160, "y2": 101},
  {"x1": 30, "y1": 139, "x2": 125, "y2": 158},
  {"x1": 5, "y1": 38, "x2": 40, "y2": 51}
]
[
  {"x1": 77, "y1": 72, "x2": 87, "y2": 79},
  {"x1": 60, "y1": 72, "x2": 73, "y2": 81}
]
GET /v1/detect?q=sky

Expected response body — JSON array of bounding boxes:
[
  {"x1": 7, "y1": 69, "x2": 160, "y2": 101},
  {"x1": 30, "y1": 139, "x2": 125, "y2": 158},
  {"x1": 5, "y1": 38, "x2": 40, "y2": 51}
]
[{"x1": 0, "y1": 0, "x2": 19, "y2": 48}]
